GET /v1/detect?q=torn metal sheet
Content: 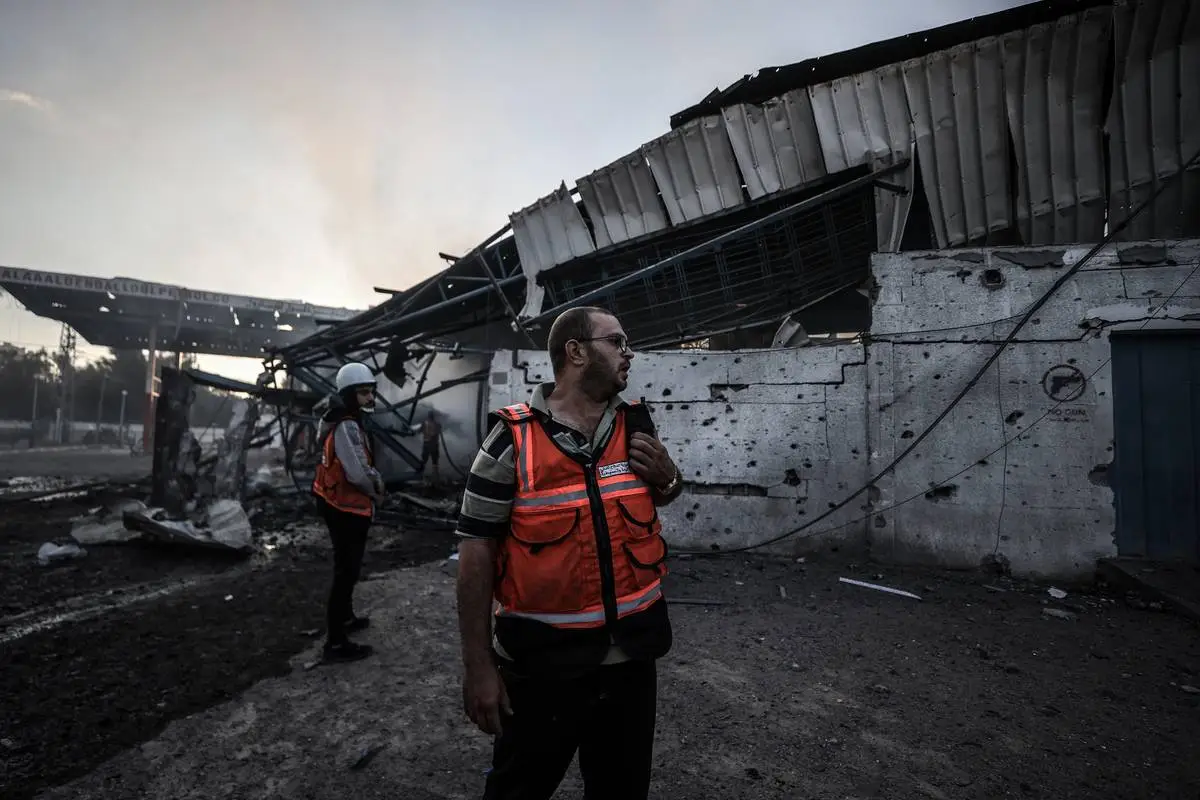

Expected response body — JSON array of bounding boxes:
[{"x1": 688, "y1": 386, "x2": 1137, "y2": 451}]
[
  {"x1": 721, "y1": 89, "x2": 828, "y2": 200},
  {"x1": 1106, "y1": 0, "x2": 1200, "y2": 241},
  {"x1": 575, "y1": 151, "x2": 669, "y2": 248},
  {"x1": 123, "y1": 499, "x2": 254, "y2": 553},
  {"x1": 902, "y1": 36, "x2": 1013, "y2": 247},
  {"x1": 1001, "y1": 7, "x2": 1111, "y2": 245},
  {"x1": 509, "y1": 182, "x2": 596, "y2": 282},
  {"x1": 642, "y1": 115, "x2": 745, "y2": 224},
  {"x1": 808, "y1": 63, "x2": 914, "y2": 251}
]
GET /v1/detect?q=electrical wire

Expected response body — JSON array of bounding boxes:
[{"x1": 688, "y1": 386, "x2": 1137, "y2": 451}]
[
  {"x1": 679, "y1": 258, "x2": 1200, "y2": 556},
  {"x1": 679, "y1": 144, "x2": 1200, "y2": 557}
]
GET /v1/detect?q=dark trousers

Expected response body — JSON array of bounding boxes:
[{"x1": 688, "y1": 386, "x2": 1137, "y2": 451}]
[
  {"x1": 483, "y1": 659, "x2": 658, "y2": 800},
  {"x1": 318, "y1": 500, "x2": 370, "y2": 645}
]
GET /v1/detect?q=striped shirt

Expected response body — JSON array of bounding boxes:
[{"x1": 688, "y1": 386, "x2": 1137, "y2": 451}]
[{"x1": 456, "y1": 382, "x2": 625, "y2": 539}]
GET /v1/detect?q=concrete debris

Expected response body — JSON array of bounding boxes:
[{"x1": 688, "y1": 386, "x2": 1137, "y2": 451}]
[
  {"x1": 1048, "y1": 587, "x2": 1068, "y2": 600},
  {"x1": 838, "y1": 577, "x2": 922, "y2": 601},
  {"x1": 1042, "y1": 608, "x2": 1078, "y2": 621},
  {"x1": 36, "y1": 541, "x2": 86, "y2": 566},
  {"x1": 1179, "y1": 684, "x2": 1200, "y2": 695},
  {"x1": 69, "y1": 499, "x2": 148, "y2": 545},
  {"x1": 349, "y1": 742, "x2": 388, "y2": 771}
]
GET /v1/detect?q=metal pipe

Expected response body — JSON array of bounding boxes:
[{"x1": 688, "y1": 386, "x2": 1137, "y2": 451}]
[
  {"x1": 477, "y1": 251, "x2": 538, "y2": 349},
  {"x1": 278, "y1": 222, "x2": 516, "y2": 362},
  {"x1": 293, "y1": 274, "x2": 524, "y2": 365},
  {"x1": 526, "y1": 161, "x2": 908, "y2": 326}
]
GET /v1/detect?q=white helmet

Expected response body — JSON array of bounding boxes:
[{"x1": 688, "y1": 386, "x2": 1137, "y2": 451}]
[{"x1": 335, "y1": 362, "x2": 377, "y2": 393}]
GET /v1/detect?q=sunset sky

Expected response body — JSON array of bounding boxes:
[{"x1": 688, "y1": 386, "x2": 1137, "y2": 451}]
[{"x1": 0, "y1": 0, "x2": 1026, "y2": 380}]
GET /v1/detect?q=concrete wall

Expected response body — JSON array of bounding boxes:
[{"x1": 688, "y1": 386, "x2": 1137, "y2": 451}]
[
  {"x1": 489, "y1": 239, "x2": 1199, "y2": 578},
  {"x1": 868, "y1": 239, "x2": 1200, "y2": 578},
  {"x1": 487, "y1": 345, "x2": 871, "y2": 554}
]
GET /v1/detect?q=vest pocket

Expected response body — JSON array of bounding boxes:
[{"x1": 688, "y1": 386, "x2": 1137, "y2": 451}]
[
  {"x1": 506, "y1": 508, "x2": 586, "y2": 611},
  {"x1": 616, "y1": 498, "x2": 668, "y2": 583}
]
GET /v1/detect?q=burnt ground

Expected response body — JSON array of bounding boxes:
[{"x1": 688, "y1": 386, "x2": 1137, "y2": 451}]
[
  {"x1": 0, "y1": 452, "x2": 457, "y2": 800},
  {"x1": 2, "y1": 452, "x2": 1199, "y2": 799}
]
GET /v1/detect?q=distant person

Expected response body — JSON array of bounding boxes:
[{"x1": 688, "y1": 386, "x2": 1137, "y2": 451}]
[
  {"x1": 418, "y1": 410, "x2": 443, "y2": 482},
  {"x1": 311, "y1": 362, "x2": 385, "y2": 663}
]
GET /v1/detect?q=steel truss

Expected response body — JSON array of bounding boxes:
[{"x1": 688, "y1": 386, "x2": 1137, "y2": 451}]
[{"x1": 265, "y1": 163, "x2": 910, "y2": 485}]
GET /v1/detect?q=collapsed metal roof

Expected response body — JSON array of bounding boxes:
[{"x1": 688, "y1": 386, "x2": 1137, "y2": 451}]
[
  {"x1": 275, "y1": 0, "x2": 1199, "y2": 369},
  {"x1": 0, "y1": 266, "x2": 358, "y2": 357}
]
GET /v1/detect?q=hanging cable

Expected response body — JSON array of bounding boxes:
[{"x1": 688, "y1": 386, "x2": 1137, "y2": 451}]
[
  {"x1": 679, "y1": 144, "x2": 1200, "y2": 556},
  {"x1": 682, "y1": 257, "x2": 1200, "y2": 557}
]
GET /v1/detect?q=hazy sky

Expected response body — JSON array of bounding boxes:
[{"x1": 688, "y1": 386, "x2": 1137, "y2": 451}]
[{"x1": 0, "y1": 0, "x2": 1027, "y2": 379}]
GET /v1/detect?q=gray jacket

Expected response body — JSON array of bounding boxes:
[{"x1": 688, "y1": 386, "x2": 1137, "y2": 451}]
[{"x1": 318, "y1": 417, "x2": 384, "y2": 513}]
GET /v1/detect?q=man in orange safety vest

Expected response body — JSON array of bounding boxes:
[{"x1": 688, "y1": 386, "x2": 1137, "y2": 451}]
[{"x1": 456, "y1": 306, "x2": 683, "y2": 799}]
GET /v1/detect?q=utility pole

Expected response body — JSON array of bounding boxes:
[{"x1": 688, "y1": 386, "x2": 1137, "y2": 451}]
[
  {"x1": 55, "y1": 323, "x2": 77, "y2": 444},
  {"x1": 95, "y1": 373, "x2": 108, "y2": 444},
  {"x1": 31, "y1": 379, "x2": 38, "y2": 446},
  {"x1": 119, "y1": 389, "x2": 128, "y2": 446}
]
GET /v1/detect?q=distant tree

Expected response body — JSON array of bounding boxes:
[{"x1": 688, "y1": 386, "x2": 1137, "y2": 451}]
[
  {"x1": 2, "y1": 342, "x2": 237, "y2": 432},
  {"x1": 0, "y1": 342, "x2": 54, "y2": 420}
]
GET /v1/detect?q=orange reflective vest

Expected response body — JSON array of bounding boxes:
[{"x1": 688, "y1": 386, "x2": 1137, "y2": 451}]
[
  {"x1": 312, "y1": 418, "x2": 374, "y2": 517},
  {"x1": 492, "y1": 402, "x2": 669, "y2": 631}
]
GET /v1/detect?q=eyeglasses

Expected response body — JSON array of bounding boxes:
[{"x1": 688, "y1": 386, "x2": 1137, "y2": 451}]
[{"x1": 576, "y1": 334, "x2": 631, "y2": 354}]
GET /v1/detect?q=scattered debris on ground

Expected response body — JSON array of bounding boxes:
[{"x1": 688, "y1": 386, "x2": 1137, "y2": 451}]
[{"x1": 13, "y1": 554, "x2": 1199, "y2": 800}]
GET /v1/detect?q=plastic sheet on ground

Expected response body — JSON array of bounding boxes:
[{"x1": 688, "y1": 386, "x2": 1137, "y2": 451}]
[
  {"x1": 70, "y1": 499, "x2": 148, "y2": 545},
  {"x1": 37, "y1": 541, "x2": 87, "y2": 566},
  {"x1": 123, "y1": 499, "x2": 254, "y2": 554}
]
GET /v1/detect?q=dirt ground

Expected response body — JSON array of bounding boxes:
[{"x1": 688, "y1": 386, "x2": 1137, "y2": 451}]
[
  {"x1": 2, "y1": 452, "x2": 1199, "y2": 799},
  {"x1": 0, "y1": 447, "x2": 154, "y2": 483}
]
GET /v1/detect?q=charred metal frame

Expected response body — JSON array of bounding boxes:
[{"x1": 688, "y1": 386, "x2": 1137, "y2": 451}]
[{"x1": 263, "y1": 163, "x2": 910, "y2": 486}]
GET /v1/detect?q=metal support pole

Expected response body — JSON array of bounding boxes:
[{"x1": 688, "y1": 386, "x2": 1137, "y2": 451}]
[
  {"x1": 30, "y1": 379, "x2": 38, "y2": 445},
  {"x1": 476, "y1": 251, "x2": 538, "y2": 348},
  {"x1": 143, "y1": 324, "x2": 158, "y2": 452},
  {"x1": 119, "y1": 390, "x2": 128, "y2": 446},
  {"x1": 95, "y1": 374, "x2": 107, "y2": 444}
]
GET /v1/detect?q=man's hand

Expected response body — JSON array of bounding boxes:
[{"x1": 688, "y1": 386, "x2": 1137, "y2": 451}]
[
  {"x1": 462, "y1": 660, "x2": 512, "y2": 736},
  {"x1": 629, "y1": 432, "x2": 678, "y2": 490}
]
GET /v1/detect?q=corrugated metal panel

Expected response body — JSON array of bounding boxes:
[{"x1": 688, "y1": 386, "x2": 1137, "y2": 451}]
[
  {"x1": 1001, "y1": 8, "x2": 1111, "y2": 246},
  {"x1": 808, "y1": 65, "x2": 911, "y2": 172},
  {"x1": 902, "y1": 37, "x2": 1013, "y2": 248},
  {"x1": 720, "y1": 90, "x2": 828, "y2": 200},
  {"x1": 575, "y1": 152, "x2": 669, "y2": 249},
  {"x1": 641, "y1": 115, "x2": 745, "y2": 225},
  {"x1": 808, "y1": 64, "x2": 915, "y2": 251},
  {"x1": 1106, "y1": 0, "x2": 1200, "y2": 241},
  {"x1": 508, "y1": 182, "x2": 596, "y2": 276}
]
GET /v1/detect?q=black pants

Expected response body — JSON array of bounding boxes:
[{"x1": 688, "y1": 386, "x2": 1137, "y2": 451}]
[
  {"x1": 318, "y1": 500, "x2": 370, "y2": 645},
  {"x1": 483, "y1": 659, "x2": 658, "y2": 800}
]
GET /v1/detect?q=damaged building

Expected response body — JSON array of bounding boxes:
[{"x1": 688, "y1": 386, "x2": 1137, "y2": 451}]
[{"x1": 268, "y1": 0, "x2": 1200, "y2": 579}]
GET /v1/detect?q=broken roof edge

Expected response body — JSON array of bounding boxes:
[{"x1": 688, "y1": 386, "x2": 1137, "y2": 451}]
[
  {"x1": 270, "y1": 223, "x2": 518, "y2": 361},
  {"x1": 669, "y1": 0, "x2": 1111, "y2": 128}
]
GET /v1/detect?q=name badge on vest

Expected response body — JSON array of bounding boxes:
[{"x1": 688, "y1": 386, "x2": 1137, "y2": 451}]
[{"x1": 598, "y1": 460, "x2": 632, "y2": 479}]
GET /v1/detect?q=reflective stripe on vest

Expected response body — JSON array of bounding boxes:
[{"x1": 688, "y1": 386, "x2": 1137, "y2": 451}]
[
  {"x1": 311, "y1": 419, "x2": 374, "y2": 517},
  {"x1": 493, "y1": 402, "x2": 667, "y2": 631},
  {"x1": 496, "y1": 581, "x2": 663, "y2": 628}
]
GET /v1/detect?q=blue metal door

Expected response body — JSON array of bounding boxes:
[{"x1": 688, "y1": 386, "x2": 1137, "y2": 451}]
[{"x1": 1111, "y1": 331, "x2": 1200, "y2": 562}]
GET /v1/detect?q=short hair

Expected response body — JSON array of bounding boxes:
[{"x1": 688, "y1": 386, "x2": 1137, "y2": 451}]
[{"x1": 547, "y1": 306, "x2": 609, "y2": 375}]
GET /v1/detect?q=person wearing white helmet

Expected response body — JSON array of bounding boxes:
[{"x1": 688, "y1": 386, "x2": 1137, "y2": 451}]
[{"x1": 311, "y1": 361, "x2": 386, "y2": 663}]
